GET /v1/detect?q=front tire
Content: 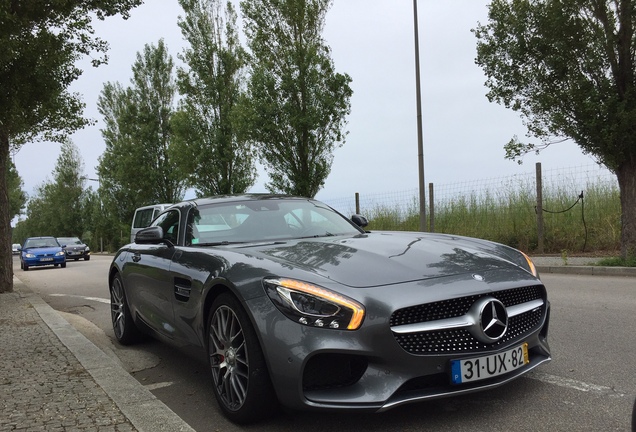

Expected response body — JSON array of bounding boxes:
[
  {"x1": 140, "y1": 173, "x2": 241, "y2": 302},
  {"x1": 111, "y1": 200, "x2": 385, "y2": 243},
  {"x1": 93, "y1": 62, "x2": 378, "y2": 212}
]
[
  {"x1": 110, "y1": 273, "x2": 142, "y2": 345},
  {"x1": 60, "y1": 262, "x2": 66, "y2": 268},
  {"x1": 207, "y1": 293, "x2": 278, "y2": 424}
]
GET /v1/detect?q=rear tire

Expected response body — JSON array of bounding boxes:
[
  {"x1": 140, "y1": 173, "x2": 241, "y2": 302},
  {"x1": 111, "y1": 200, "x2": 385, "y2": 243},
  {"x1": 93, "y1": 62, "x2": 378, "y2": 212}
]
[
  {"x1": 207, "y1": 293, "x2": 279, "y2": 424},
  {"x1": 110, "y1": 273, "x2": 142, "y2": 345}
]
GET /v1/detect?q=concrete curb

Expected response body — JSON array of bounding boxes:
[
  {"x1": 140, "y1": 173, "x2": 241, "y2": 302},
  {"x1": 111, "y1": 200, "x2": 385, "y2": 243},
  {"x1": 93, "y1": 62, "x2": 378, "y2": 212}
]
[
  {"x1": 536, "y1": 265, "x2": 636, "y2": 277},
  {"x1": 14, "y1": 277, "x2": 195, "y2": 432}
]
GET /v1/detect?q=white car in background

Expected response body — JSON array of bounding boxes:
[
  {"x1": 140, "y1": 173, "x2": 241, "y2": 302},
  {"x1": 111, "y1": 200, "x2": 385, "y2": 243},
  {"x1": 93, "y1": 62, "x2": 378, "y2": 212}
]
[{"x1": 130, "y1": 203, "x2": 173, "y2": 243}]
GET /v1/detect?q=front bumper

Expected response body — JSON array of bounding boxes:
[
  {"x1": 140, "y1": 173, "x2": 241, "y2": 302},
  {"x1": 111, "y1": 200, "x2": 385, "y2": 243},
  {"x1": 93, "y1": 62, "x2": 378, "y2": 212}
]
[
  {"x1": 246, "y1": 272, "x2": 551, "y2": 412},
  {"x1": 65, "y1": 249, "x2": 90, "y2": 259},
  {"x1": 23, "y1": 256, "x2": 66, "y2": 267}
]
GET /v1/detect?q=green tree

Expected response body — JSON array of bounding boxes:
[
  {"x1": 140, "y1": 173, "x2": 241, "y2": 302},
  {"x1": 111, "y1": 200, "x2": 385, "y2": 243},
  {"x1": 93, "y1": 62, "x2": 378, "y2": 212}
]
[
  {"x1": 175, "y1": 0, "x2": 256, "y2": 196},
  {"x1": 241, "y1": 0, "x2": 352, "y2": 197},
  {"x1": 19, "y1": 140, "x2": 87, "y2": 238},
  {"x1": 0, "y1": 1, "x2": 142, "y2": 292},
  {"x1": 81, "y1": 186, "x2": 111, "y2": 253},
  {"x1": 97, "y1": 40, "x2": 186, "y2": 231},
  {"x1": 474, "y1": 0, "x2": 636, "y2": 259},
  {"x1": 7, "y1": 159, "x2": 27, "y2": 223}
]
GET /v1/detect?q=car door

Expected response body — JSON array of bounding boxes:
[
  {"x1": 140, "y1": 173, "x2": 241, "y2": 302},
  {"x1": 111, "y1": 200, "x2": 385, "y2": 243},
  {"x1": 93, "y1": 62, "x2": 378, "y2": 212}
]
[
  {"x1": 167, "y1": 206, "x2": 229, "y2": 348},
  {"x1": 124, "y1": 208, "x2": 181, "y2": 339}
]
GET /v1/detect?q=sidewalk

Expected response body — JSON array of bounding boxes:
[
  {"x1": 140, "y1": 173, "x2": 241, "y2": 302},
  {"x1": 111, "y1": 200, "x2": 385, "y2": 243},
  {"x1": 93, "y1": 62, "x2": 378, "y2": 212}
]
[{"x1": 0, "y1": 278, "x2": 194, "y2": 432}]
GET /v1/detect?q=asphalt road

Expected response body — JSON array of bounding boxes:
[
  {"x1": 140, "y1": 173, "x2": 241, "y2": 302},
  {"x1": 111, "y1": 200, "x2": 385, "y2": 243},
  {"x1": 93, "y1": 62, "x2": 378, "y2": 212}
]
[{"x1": 12, "y1": 254, "x2": 636, "y2": 431}]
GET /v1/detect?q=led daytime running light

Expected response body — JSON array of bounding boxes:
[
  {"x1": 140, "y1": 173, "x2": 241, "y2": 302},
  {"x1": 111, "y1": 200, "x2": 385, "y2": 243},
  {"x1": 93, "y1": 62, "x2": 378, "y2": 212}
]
[
  {"x1": 520, "y1": 251, "x2": 537, "y2": 277},
  {"x1": 274, "y1": 278, "x2": 365, "y2": 330}
]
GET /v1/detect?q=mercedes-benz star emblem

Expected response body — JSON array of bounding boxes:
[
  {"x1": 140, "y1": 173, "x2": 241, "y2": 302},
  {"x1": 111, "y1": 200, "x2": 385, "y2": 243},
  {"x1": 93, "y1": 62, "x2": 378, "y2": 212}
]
[{"x1": 468, "y1": 297, "x2": 509, "y2": 343}]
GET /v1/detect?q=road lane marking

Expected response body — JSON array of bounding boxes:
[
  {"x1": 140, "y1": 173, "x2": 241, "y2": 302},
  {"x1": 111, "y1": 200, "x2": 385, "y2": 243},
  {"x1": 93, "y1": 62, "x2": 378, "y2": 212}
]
[
  {"x1": 145, "y1": 381, "x2": 176, "y2": 391},
  {"x1": 527, "y1": 371, "x2": 626, "y2": 397},
  {"x1": 49, "y1": 293, "x2": 110, "y2": 304}
]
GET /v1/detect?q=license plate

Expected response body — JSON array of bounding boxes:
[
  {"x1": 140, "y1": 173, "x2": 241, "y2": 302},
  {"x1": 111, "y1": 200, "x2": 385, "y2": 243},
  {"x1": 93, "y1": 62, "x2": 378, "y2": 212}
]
[
  {"x1": 451, "y1": 343, "x2": 529, "y2": 384},
  {"x1": 40, "y1": 257, "x2": 53, "y2": 262}
]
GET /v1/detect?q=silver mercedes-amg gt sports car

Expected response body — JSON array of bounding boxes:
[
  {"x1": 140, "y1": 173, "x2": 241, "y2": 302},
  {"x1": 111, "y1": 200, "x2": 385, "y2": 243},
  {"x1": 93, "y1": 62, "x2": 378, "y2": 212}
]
[{"x1": 109, "y1": 195, "x2": 551, "y2": 423}]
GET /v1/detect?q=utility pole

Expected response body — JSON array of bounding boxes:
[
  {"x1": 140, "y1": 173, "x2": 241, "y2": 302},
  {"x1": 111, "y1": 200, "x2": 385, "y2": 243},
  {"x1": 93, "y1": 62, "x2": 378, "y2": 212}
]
[{"x1": 413, "y1": 0, "x2": 426, "y2": 232}]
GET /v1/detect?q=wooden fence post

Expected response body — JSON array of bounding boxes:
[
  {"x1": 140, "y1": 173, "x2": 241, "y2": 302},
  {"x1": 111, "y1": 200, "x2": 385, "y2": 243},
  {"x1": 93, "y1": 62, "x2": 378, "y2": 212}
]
[{"x1": 536, "y1": 163, "x2": 544, "y2": 254}]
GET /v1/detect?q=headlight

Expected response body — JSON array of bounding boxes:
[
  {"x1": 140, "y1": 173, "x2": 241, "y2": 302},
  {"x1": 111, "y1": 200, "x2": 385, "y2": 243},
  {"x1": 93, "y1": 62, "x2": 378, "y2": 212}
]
[
  {"x1": 25, "y1": 253, "x2": 35, "y2": 258},
  {"x1": 519, "y1": 251, "x2": 538, "y2": 277},
  {"x1": 263, "y1": 278, "x2": 365, "y2": 330},
  {"x1": 55, "y1": 251, "x2": 65, "y2": 257}
]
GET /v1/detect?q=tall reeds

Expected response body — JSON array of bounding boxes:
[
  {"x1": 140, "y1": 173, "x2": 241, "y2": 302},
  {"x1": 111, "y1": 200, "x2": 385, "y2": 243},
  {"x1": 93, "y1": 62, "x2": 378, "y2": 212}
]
[{"x1": 364, "y1": 176, "x2": 620, "y2": 254}]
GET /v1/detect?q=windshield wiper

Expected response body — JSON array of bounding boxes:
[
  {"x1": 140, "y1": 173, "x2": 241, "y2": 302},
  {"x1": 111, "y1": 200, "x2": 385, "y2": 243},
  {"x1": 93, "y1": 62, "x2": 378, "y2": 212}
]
[
  {"x1": 298, "y1": 232, "x2": 336, "y2": 239},
  {"x1": 195, "y1": 241, "x2": 244, "y2": 246}
]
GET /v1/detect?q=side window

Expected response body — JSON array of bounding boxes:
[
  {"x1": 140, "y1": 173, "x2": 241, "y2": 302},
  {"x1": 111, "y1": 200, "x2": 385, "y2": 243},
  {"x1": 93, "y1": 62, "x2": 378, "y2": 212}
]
[{"x1": 152, "y1": 210, "x2": 181, "y2": 244}]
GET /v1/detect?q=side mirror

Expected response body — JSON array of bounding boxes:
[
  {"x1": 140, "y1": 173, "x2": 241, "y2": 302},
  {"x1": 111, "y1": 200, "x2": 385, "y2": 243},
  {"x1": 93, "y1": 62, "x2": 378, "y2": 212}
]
[
  {"x1": 135, "y1": 226, "x2": 174, "y2": 247},
  {"x1": 351, "y1": 214, "x2": 368, "y2": 228},
  {"x1": 135, "y1": 226, "x2": 164, "y2": 244}
]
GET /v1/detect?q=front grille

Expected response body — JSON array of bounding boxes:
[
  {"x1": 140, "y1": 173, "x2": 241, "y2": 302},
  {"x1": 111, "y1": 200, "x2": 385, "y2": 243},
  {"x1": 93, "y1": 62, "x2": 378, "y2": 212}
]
[{"x1": 391, "y1": 285, "x2": 546, "y2": 355}]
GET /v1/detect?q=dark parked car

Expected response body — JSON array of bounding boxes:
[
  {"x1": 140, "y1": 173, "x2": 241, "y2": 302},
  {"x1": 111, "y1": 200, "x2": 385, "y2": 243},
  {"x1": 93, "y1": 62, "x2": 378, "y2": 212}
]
[
  {"x1": 57, "y1": 237, "x2": 91, "y2": 261},
  {"x1": 21, "y1": 236, "x2": 66, "y2": 270},
  {"x1": 109, "y1": 195, "x2": 551, "y2": 423}
]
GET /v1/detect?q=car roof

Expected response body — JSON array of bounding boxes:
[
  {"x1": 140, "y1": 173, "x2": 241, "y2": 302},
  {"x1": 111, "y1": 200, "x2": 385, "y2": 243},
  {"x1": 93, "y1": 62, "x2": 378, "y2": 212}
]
[
  {"x1": 184, "y1": 194, "x2": 309, "y2": 207},
  {"x1": 25, "y1": 236, "x2": 56, "y2": 240}
]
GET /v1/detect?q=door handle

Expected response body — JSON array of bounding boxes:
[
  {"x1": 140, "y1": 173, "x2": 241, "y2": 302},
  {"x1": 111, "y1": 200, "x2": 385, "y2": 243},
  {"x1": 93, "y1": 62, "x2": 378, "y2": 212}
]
[{"x1": 132, "y1": 253, "x2": 141, "y2": 262}]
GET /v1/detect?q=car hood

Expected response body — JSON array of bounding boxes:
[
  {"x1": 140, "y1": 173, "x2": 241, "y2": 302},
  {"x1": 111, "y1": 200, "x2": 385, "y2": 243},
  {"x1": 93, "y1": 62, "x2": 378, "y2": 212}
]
[
  {"x1": 23, "y1": 246, "x2": 61, "y2": 255},
  {"x1": 245, "y1": 231, "x2": 530, "y2": 287}
]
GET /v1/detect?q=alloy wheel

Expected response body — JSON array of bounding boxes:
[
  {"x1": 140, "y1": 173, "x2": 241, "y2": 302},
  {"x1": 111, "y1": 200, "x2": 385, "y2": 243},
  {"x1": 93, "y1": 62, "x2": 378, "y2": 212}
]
[
  {"x1": 209, "y1": 305, "x2": 249, "y2": 411},
  {"x1": 110, "y1": 277, "x2": 126, "y2": 340}
]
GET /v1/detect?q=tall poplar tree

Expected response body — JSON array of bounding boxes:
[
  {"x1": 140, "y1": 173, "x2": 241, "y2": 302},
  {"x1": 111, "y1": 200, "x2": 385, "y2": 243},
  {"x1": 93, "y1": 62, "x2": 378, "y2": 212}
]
[
  {"x1": 241, "y1": 0, "x2": 352, "y2": 197},
  {"x1": 175, "y1": 0, "x2": 256, "y2": 196},
  {"x1": 0, "y1": 1, "x2": 142, "y2": 293},
  {"x1": 97, "y1": 40, "x2": 186, "y2": 230}
]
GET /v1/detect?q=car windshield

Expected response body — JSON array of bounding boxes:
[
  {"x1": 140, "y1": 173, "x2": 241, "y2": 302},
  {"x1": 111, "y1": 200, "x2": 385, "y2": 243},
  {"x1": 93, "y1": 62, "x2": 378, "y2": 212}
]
[
  {"x1": 24, "y1": 238, "x2": 59, "y2": 248},
  {"x1": 186, "y1": 199, "x2": 362, "y2": 245},
  {"x1": 57, "y1": 237, "x2": 82, "y2": 245}
]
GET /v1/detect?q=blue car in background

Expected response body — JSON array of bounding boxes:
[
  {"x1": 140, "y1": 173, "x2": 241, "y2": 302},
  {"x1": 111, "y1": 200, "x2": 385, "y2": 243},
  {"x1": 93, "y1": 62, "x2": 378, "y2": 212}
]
[{"x1": 20, "y1": 236, "x2": 66, "y2": 271}]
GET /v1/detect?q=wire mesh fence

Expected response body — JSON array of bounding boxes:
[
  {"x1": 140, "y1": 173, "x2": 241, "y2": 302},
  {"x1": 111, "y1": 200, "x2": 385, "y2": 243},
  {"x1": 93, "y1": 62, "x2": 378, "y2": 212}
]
[
  {"x1": 321, "y1": 163, "x2": 620, "y2": 253},
  {"x1": 323, "y1": 163, "x2": 615, "y2": 217}
]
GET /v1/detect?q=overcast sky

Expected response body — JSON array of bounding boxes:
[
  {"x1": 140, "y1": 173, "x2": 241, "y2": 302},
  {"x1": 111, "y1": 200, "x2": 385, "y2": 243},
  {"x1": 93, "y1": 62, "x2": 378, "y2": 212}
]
[{"x1": 12, "y1": 0, "x2": 600, "y2": 208}]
